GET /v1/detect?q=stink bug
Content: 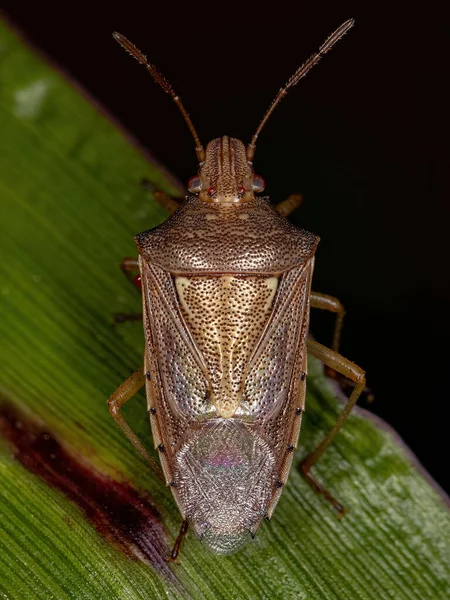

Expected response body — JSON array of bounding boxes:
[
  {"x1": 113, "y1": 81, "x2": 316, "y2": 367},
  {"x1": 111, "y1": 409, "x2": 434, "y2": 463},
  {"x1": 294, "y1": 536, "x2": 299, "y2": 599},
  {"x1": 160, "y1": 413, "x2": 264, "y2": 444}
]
[{"x1": 108, "y1": 19, "x2": 366, "y2": 557}]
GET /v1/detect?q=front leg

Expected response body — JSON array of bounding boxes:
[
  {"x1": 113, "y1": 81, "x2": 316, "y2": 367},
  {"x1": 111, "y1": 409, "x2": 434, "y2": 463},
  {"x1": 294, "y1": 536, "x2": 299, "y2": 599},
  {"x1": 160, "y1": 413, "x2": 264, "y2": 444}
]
[
  {"x1": 141, "y1": 179, "x2": 182, "y2": 215},
  {"x1": 274, "y1": 194, "x2": 303, "y2": 217}
]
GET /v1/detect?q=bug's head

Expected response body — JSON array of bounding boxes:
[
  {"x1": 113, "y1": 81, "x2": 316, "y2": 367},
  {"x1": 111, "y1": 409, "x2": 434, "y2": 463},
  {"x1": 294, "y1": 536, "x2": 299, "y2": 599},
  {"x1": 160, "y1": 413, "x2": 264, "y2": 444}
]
[
  {"x1": 187, "y1": 136, "x2": 265, "y2": 203},
  {"x1": 114, "y1": 19, "x2": 354, "y2": 204}
]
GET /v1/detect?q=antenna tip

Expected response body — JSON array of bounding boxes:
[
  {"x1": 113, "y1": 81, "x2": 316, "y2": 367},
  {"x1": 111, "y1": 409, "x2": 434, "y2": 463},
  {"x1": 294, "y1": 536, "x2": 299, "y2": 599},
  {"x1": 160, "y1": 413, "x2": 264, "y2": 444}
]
[{"x1": 112, "y1": 32, "x2": 148, "y2": 65}]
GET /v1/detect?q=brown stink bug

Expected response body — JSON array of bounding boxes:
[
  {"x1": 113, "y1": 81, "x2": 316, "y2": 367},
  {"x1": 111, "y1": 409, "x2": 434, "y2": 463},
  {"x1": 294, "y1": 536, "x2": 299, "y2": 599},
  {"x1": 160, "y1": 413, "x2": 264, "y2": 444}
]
[{"x1": 108, "y1": 19, "x2": 366, "y2": 558}]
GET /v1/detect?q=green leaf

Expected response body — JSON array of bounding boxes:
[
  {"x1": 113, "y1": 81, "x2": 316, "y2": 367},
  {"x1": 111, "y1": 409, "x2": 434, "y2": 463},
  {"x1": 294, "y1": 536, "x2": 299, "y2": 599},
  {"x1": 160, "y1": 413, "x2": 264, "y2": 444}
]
[{"x1": 0, "y1": 16, "x2": 449, "y2": 600}]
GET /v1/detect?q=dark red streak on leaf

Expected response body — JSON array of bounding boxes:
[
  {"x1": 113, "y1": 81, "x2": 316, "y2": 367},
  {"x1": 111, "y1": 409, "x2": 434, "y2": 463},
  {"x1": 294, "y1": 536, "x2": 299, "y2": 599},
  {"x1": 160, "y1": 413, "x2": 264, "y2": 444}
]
[{"x1": 0, "y1": 402, "x2": 178, "y2": 584}]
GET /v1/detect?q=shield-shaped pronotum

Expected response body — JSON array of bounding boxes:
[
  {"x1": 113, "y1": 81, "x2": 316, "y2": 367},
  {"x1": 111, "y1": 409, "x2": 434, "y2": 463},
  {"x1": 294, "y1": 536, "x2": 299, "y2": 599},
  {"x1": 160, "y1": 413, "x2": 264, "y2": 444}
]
[{"x1": 109, "y1": 19, "x2": 366, "y2": 557}]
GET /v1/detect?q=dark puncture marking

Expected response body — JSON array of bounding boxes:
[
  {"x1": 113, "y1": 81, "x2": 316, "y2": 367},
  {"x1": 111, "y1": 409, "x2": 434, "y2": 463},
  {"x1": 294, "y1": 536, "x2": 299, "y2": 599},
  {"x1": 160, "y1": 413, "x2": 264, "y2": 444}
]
[{"x1": 0, "y1": 402, "x2": 179, "y2": 584}]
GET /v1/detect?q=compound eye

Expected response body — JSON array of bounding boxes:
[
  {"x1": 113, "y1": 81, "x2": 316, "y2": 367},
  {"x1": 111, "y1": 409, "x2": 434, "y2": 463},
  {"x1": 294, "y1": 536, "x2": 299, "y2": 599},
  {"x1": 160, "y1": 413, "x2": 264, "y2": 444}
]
[
  {"x1": 252, "y1": 175, "x2": 266, "y2": 193},
  {"x1": 188, "y1": 175, "x2": 202, "y2": 193}
]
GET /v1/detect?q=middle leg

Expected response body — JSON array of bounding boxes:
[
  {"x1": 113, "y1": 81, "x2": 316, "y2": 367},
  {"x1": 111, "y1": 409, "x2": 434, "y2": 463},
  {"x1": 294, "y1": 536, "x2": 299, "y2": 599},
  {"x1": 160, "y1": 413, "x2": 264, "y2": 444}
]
[
  {"x1": 310, "y1": 291, "x2": 373, "y2": 402},
  {"x1": 141, "y1": 179, "x2": 182, "y2": 215},
  {"x1": 108, "y1": 367, "x2": 163, "y2": 480},
  {"x1": 114, "y1": 257, "x2": 143, "y2": 323},
  {"x1": 310, "y1": 291, "x2": 345, "y2": 353}
]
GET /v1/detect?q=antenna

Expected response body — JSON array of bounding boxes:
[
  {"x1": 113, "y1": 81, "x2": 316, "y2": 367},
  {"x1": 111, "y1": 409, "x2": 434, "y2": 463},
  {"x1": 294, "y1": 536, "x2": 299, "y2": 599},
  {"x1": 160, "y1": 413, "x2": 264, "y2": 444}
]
[
  {"x1": 113, "y1": 32, "x2": 206, "y2": 163},
  {"x1": 246, "y1": 19, "x2": 355, "y2": 162}
]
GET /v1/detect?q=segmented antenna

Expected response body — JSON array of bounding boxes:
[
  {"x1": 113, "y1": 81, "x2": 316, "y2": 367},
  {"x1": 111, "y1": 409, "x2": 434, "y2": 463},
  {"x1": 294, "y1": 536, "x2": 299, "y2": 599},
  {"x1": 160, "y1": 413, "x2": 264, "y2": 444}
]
[
  {"x1": 113, "y1": 32, "x2": 205, "y2": 163},
  {"x1": 246, "y1": 19, "x2": 355, "y2": 162}
]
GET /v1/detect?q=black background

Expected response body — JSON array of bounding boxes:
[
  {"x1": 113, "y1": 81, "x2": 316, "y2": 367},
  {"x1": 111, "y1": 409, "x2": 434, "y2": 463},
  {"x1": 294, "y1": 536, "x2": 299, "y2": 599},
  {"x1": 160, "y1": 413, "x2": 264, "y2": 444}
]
[{"x1": 3, "y1": 2, "x2": 449, "y2": 492}]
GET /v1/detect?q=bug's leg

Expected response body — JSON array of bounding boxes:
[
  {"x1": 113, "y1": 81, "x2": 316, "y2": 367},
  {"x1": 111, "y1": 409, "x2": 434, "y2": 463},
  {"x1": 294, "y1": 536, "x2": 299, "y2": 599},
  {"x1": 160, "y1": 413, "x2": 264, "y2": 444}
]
[
  {"x1": 114, "y1": 312, "x2": 143, "y2": 324},
  {"x1": 154, "y1": 190, "x2": 182, "y2": 215},
  {"x1": 141, "y1": 178, "x2": 182, "y2": 215},
  {"x1": 310, "y1": 291, "x2": 344, "y2": 353},
  {"x1": 301, "y1": 339, "x2": 366, "y2": 516},
  {"x1": 168, "y1": 520, "x2": 189, "y2": 562},
  {"x1": 121, "y1": 256, "x2": 139, "y2": 271},
  {"x1": 113, "y1": 257, "x2": 143, "y2": 323},
  {"x1": 310, "y1": 292, "x2": 374, "y2": 402},
  {"x1": 108, "y1": 367, "x2": 163, "y2": 480},
  {"x1": 120, "y1": 256, "x2": 139, "y2": 284},
  {"x1": 274, "y1": 194, "x2": 303, "y2": 217}
]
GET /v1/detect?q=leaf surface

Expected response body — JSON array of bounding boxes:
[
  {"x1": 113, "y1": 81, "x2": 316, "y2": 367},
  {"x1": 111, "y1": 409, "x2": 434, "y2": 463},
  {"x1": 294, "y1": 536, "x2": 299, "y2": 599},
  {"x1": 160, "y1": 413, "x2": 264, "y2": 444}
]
[{"x1": 0, "y1": 17, "x2": 449, "y2": 600}]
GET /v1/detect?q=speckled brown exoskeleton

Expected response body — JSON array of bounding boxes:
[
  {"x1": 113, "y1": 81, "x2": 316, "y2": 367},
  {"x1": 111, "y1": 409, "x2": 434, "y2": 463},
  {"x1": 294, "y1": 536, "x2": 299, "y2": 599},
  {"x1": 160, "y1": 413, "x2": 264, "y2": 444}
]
[{"x1": 108, "y1": 19, "x2": 366, "y2": 558}]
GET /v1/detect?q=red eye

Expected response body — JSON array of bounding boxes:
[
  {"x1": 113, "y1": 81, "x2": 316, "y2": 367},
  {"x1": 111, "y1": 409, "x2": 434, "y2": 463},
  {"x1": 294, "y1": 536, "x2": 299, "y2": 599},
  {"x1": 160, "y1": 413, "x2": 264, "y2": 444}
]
[
  {"x1": 238, "y1": 186, "x2": 246, "y2": 196},
  {"x1": 133, "y1": 274, "x2": 142, "y2": 288},
  {"x1": 207, "y1": 186, "x2": 216, "y2": 197}
]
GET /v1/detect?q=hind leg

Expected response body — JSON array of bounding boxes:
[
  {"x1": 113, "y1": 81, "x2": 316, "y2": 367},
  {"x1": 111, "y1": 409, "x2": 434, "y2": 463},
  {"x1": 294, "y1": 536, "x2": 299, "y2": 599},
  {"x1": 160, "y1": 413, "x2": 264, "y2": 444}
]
[{"x1": 302, "y1": 339, "x2": 366, "y2": 516}]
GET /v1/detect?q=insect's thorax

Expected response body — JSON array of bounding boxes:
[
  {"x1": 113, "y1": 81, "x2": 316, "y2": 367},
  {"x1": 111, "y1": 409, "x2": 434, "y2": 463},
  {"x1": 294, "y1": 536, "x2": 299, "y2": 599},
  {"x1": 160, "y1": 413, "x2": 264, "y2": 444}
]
[{"x1": 136, "y1": 194, "x2": 318, "y2": 272}]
